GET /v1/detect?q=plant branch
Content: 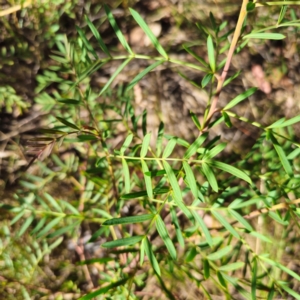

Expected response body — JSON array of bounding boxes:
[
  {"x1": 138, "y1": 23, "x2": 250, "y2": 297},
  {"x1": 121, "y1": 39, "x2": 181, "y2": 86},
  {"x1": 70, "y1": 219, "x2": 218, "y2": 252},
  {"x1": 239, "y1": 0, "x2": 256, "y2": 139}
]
[{"x1": 203, "y1": 0, "x2": 249, "y2": 129}]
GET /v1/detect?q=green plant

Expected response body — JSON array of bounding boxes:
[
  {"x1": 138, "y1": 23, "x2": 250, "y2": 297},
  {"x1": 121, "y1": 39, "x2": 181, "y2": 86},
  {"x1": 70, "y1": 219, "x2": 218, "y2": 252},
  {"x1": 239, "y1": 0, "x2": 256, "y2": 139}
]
[{"x1": 3, "y1": 2, "x2": 300, "y2": 299}]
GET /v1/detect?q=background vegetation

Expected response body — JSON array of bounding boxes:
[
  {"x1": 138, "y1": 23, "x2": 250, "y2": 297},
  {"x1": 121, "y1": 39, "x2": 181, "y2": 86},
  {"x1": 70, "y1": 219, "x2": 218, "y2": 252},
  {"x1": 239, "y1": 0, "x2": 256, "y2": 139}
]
[{"x1": 1, "y1": 0, "x2": 300, "y2": 299}]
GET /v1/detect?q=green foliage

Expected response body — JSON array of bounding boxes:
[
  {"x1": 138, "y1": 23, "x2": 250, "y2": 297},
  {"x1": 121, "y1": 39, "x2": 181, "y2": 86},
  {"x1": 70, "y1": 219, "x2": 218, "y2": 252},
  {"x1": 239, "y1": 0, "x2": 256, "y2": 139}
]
[
  {"x1": 0, "y1": 85, "x2": 30, "y2": 115},
  {"x1": 3, "y1": 1, "x2": 300, "y2": 299}
]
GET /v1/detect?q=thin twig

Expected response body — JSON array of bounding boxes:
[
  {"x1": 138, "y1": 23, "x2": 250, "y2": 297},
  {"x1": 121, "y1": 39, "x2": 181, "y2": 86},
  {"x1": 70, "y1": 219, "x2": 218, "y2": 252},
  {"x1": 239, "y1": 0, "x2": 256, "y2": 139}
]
[{"x1": 203, "y1": 0, "x2": 249, "y2": 129}]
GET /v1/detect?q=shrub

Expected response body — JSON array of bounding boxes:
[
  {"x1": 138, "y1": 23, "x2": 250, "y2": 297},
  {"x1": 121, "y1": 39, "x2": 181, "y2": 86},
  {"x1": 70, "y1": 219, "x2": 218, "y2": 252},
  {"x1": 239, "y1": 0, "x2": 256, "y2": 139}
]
[{"x1": 2, "y1": 2, "x2": 300, "y2": 299}]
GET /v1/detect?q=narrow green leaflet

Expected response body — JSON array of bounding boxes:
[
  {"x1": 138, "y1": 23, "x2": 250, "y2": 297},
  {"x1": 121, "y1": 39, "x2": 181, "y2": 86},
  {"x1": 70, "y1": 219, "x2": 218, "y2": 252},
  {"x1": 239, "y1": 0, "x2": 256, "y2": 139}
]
[
  {"x1": 202, "y1": 73, "x2": 213, "y2": 88},
  {"x1": 223, "y1": 70, "x2": 241, "y2": 87},
  {"x1": 56, "y1": 117, "x2": 80, "y2": 130},
  {"x1": 58, "y1": 99, "x2": 80, "y2": 105},
  {"x1": 142, "y1": 109, "x2": 147, "y2": 136},
  {"x1": 31, "y1": 217, "x2": 47, "y2": 235},
  {"x1": 49, "y1": 55, "x2": 68, "y2": 64},
  {"x1": 77, "y1": 135, "x2": 97, "y2": 142},
  {"x1": 140, "y1": 237, "x2": 145, "y2": 265},
  {"x1": 104, "y1": 5, "x2": 133, "y2": 54},
  {"x1": 126, "y1": 60, "x2": 165, "y2": 91},
  {"x1": 205, "y1": 143, "x2": 227, "y2": 159},
  {"x1": 268, "y1": 115, "x2": 300, "y2": 129},
  {"x1": 184, "y1": 133, "x2": 208, "y2": 159},
  {"x1": 102, "y1": 235, "x2": 144, "y2": 248},
  {"x1": 141, "y1": 160, "x2": 153, "y2": 199},
  {"x1": 155, "y1": 215, "x2": 177, "y2": 260},
  {"x1": 10, "y1": 210, "x2": 25, "y2": 225},
  {"x1": 229, "y1": 209, "x2": 253, "y2": 231},
  {"x1": 122, "y1": 158, "x2": 131, "y2": 193},
  {"x1": 17, "y1": 214, "x2": 35, "y2": 237},
  {"x1": 183, "y1": 161, "x2": 198, "y2": 199},
  {"x1": 210, "y1": 160, "x2": 252, "y2": 184},
  {"x1": 103, "y1": 214, "x2": 153, "y2": 225},
  {"x1": 143, "y1": 237, "x2": 161, "y2": 276},
  {"x1": 203, "y1": 259, "x2": 210, "y2": 279},
  {"x1": 212, "y1": 210, "x2": 240, "y2": 238},
  {"x1": 99, "y1": 58, "x2": 132, "y2": 96},
  {"x1": 129, "y1": 8, "x2": 168, "y2": 59},
  {"x1": 223, "y1": 87, "x2": 257, "y2": 110},
  {"x1": 222, "y1": 111, "x2": 232, "y2": 128},
  {"x1": 219, "y1": 262, "x2": 244, "y2": 272},
  {"x1": 207, "y1": 35, "x2": 215, "y2": 72},
  {"x1": 207, "y1": 245, "x2": 232, "y2": 261},
  {"x1": 85, "y1": 16, "x2": 111, "y2": 57},
  {"x1": 163, "y1": 160, "x2": 193, "y2": 220},
  {"x1": 278, "y1": 5, "x2": 288, "y2": 25},
  {"x1": 183, "y1": 45, "x2": 209, "y2": 68},
  {"x1": 202, "y1": 162, "x2": 218, "y2": 192},
  {"x1": 163, "y1": 137, "x2": 177, "y2": 158},
  {"x1": 36, "y1": 217, "x2": 64, "y2": 238},
  {"x1": 287, "y1": 147, "x2": 300, "y2": 160},
  {"x1": 260, "y1": 255, "x2": 300, "y2": 281},
  {"x1": 269, "y1": 132, "x2": 293, "y2": 176},
  {"x1": 280, "y1": 283, "x2": 300, "y2": 300},
  {"x1": 121, "y1": 187, "x2": 170, "y2": 199},
  {"x1": 48, "y1": 220, "x2": 81, "y2": 238},
  {"x1": 120, "y1": 134, "x2": 133, "y2": 154},
  {"x1": 250, "y1": 231, "x2": 272, "y2": 243},
  {"x1": 192, "y1": 211, "x2": 213, "y2": 247},
  {"x1": 170, "y1": 207, "x2": 184, "y2": 248},
  {"x1": 44, "y1": 192, "x2": 62, "y2": 213},
  {"x1": 156, "y1": 122, "x2": 164, "y2": 156},
  {"x1": 243, "y1": 33, "x2": 286, "y2": 40},
  {"x1": 76, "y1": 26, "x2": 98, "y2": 59},
  {"x1": 140, "y1": 132, "x2": 151, "y2": 157},
  {"x1": 190, "y1": 111, "x2": 201, "y2": 130},
  {"x1": 78, "y1": 278, "x2": 128, "y2": 300},
  {"x1": 75, "y1": 61, "x2": 107, "y2": 86},
  {"x1": 251, "y1": 258, "x2": 257, "y2": 300}
]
